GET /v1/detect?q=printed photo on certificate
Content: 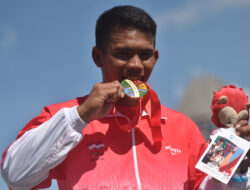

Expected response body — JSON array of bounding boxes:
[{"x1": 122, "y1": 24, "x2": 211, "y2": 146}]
[{"x1": 195, "y1": 129, "x2": 250, "y2": 184}]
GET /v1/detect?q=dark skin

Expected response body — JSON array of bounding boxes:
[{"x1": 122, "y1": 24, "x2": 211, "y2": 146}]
[
  {"x1": 236, "y1": 120, "x2": 250, "y2": 172},
  {"x1": 77, "y1": 28, "x2": 158, "y2": 123}
]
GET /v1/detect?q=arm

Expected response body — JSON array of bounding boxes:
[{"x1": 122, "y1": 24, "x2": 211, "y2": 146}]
[
  {"x1": 1, "y1": 81, "x2": 125, "y2": 190},
  {"x1": 1, "y1": 106, "x2": 87, "y2": 190}
]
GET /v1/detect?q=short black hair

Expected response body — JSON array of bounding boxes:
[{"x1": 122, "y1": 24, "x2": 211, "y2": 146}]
[{"x1": 95, "y1": 5, "x2": 157, "y2": 51}]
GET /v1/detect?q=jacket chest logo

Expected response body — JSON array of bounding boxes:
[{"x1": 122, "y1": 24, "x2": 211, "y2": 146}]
[
  {"x1": 165, "y1": 145, "x2": 182, "y2": 156},
  {"x1": 88, "y1": 142, "x2": 105, "y2": 161}
]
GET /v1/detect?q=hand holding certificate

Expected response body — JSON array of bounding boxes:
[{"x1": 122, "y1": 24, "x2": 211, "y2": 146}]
[
  {"x1": 196, "y1": 85, "x2": 250, "y2": 184},
  {"x1": 196, "y1": 128, "x2": 250, "y2": 184}
]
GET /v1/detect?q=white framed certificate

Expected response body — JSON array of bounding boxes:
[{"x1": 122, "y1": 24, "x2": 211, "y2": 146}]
[{"x1": 195, "y1": 129, "x2": 250, "y2": 184}]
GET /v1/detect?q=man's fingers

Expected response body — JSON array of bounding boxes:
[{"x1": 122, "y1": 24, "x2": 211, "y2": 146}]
[
  {"x1": 235, "y1": 120, "x2": 249, "y2": 129},
  {"x1": 235, "y1": 120, "x2": 250, "y2": 139},
  {"x1": 102, "y1": 81, "x2": 124, "y2": 103},
  {"x1": 119, "y1": 86, "x2": 125, "y2": 98},
  {"x1": 78, "y1": 80, "x2": 125, "y2": 122}
]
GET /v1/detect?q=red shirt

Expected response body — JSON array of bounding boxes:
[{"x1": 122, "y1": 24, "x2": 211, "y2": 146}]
[{"x1": 4, "y1": 96, "x2": 207, "y2": 190}]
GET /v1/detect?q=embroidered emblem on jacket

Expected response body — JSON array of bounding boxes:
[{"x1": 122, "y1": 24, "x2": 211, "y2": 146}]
[
  {"x1": 88, "y1": 143, "x2": 105, "y2": 161},
  {"x1": 165, "y1": 145, "x2": 182, "y2": 155}
]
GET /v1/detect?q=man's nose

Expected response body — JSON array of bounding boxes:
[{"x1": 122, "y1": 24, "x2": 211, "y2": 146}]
[{"x1": 126, "y1": 54, "x2": 143, "y2": 71}]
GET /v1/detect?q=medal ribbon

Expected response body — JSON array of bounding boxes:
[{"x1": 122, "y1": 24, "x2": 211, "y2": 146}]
[
  {"x1": 114, "y1": 83, "x2": 163, "y2": 143},
  {"x1": 143, "y1": 84, "x2": 163, "y2": 142},
  {"x1": 113, "y1": 101, "x2": 142, "y2": 132}
]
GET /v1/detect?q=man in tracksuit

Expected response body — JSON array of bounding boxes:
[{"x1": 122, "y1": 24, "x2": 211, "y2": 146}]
[{"x1": 2, "y1": 5, "x2": 250, "y2": 190}]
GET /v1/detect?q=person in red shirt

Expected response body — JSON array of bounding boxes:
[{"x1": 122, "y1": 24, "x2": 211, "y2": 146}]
[{"x1": 2, "y1": 5, "x2": 250, "y2": 190}]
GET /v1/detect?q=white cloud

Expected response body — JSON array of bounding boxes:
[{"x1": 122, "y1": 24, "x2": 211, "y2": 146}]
[
  {"x1": 0, "y1": 26, "x2": 17, "y2": 51},
  {"x1": 156, "y1": 0, "x2": 250, "y2": 30}
]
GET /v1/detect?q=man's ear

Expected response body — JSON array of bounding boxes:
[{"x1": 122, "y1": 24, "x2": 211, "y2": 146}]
[
  {"x1": 92, "y1": 46, "x2": 103, "y2": 67},
  {"x1": 154, "y1": 49, "x2": 159, "y2": 62}
]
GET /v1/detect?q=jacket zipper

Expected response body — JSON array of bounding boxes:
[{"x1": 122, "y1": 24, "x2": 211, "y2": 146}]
[{"x1": 131, "y1": 128, "x2": 142, "y2": 190}]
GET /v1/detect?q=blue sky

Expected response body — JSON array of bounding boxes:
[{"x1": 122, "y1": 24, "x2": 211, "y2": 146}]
[{"x1": 1, "y1": 0, "x2": 250, "y2": 189}]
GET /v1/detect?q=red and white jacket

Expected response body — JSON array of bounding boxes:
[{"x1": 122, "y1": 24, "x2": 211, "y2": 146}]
[{"x1": 1, "y1": 96, "x2": 208, "y2": 190}]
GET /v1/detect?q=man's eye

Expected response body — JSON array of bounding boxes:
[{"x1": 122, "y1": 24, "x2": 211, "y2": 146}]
[
  {"x1": 114, "y1": 52, "x2": 132, "y2": 60},
  {"x1": 140, "y1": 52, "x2": 153, "y2": 60}
]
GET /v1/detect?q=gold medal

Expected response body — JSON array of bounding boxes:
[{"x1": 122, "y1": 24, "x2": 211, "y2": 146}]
[{"x1": 121, "y1": 79, "x2": 148, "y2": 98}]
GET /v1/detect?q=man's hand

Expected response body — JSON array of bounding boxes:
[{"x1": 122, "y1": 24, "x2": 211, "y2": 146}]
[
  {"x1": 235, "y1": 120, "x2": 250, "y2": 173},
  {"x1": 77, "y1": 80, "x2": 125, "y2": 123},
  {"x1": 236, "y1": 120, "x2": 250, "y2": 140}
]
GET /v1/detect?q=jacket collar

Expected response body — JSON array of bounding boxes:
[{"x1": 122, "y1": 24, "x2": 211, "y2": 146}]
[{"x1": 105, "y1": 109, "x2": 167, "y2": 121}]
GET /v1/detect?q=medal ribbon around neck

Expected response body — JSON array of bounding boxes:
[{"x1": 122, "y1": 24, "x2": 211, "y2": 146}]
[
  {"x1": 113, "y1": 100, "x2": 142, "y2": 132},
  {"x1": 143, "y1": 84, "x2": 163, "y2": 142},
  {"x1": 114, "y1": 80, "x2": 163, "y2": 143}
]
